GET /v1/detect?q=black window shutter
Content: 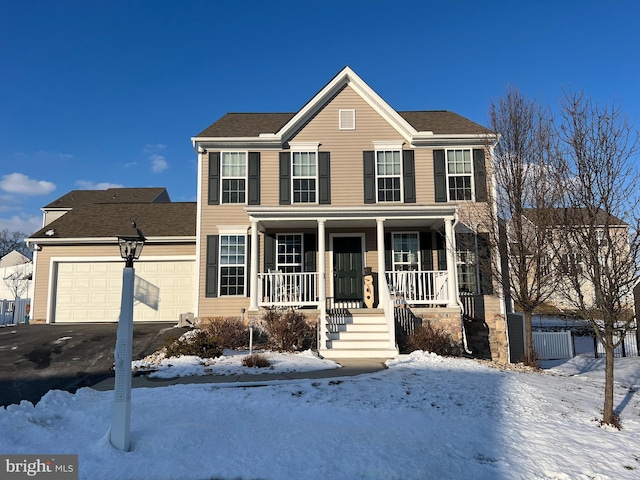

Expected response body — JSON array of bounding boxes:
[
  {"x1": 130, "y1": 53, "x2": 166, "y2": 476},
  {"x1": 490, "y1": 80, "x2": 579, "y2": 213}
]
[
  {"x1": 478, "y1": 232, "x2": 494, "y2": 294},
  {"x1": 363, "y1": 151, "x2": 376, "y2": 204},
  {"x1": 420, "y1": 231, "x2": 433, "y2": 271},
  {"x1": 208, "y1": 152, "x2": 220, "y2": 205},
  {"x1": 279, "y1": 152, "x2": 291, "y2": 205},
  {"x1": 264, "y1": 233, "x2": 276, "y2": 272},
  {"x1": 436, "y1": 232, "x2": 447, "y2": 271},
  {"x1": 303, "y1": 233, "x2": 317, "y2": 272},
  {"x1": 205, "y1": 235, "x2": 219, "y2": 297},
  {"x1": 248, "y1": 152, "x2": 261, "y2": 205},
  {"x1": 318, "y1": 152, "x2": 331, "y2": 204},
  {"x1": 473, "y1": 149, "x2": 487, "y2": 202},
  {"x1": 384, "y1": 232, "x2": 392, "y2": 272},
  {"x1": 402, "y1": 150, "x2": 416, "y2": 203},
  {"x1": 433, "y1": 149, "x2": 447, "y2": 203}
]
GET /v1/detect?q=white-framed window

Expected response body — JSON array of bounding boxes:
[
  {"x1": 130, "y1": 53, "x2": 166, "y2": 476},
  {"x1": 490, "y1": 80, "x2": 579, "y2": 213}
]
[
  {"x1": 219, "y1": 234, "x2": 246, "y2": 296},
  {"x1": 292, "y1": 152, "x2": 317, "y2": 203},
  {"x1": 447, "y1": 149, "x2": 473, "y2": 201},
  {"x1": 221, "y1": 152, "x2": 247, "y2": 204},
  {"x1": 456, "y1": 232, "x2": 479, "y2": 293},
  {"x1": 277, "y1": 234, "x2": 303, "y2": 273},
  {"x1": 392, "y1": 232, "x2": 419, "y2": 271},
  {"x1": 376, "y1": 150, "x2": 402, "y2": 202},
  {"x1": 339, "y1": 109, "x2": 356, "y2": 130}
]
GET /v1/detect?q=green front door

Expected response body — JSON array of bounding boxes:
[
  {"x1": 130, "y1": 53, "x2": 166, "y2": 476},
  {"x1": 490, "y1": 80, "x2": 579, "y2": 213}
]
[{"x1": 333, "y1": 236, "x2": 363, "y2": 301}]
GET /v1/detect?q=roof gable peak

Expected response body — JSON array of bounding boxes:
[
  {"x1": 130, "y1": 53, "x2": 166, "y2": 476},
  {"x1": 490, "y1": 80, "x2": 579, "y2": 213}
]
[{"x1": 276, "y1": 66, "x2": 418, "y2": 143}]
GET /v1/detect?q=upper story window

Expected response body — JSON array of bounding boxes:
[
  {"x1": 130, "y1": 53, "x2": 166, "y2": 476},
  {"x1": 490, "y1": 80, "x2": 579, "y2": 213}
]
[
  {"x1": 447, "y1": 149, "x2": 473, "y2": 201},
  {"x1": 392, "y1": 232, "x2": 419, "y2": 271},
  {"x1": 277, "y1": 234, "x2": 303, "y2": 273},
  {"x1": 292, "y1": 151, "x2": 317, "y2": 203},
  {"x1": 221, "y1": 152, "x2": 246, "y2": 204},
  {"x1": 376, "y1": 150, "x2": 402, "y2": 202}
]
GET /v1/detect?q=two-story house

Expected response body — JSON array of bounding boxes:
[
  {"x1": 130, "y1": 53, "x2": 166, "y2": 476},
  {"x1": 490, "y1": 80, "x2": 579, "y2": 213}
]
[{"x1": 192, "y1": 67, "x2": 507, "y2": 361}]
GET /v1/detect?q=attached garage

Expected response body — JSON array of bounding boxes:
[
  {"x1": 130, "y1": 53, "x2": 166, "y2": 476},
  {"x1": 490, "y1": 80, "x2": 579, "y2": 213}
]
[{"x1": 52, "y1": 259, "x2": 196, "y2": 323}]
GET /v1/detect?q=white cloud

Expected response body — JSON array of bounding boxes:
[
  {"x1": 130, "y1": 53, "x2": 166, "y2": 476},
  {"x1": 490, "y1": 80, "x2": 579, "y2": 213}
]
[
  {"x1": 150, "y1": 154, "x2": 169, "y2": 173},
  {"x1": 0, "y1": 215, "x2": 43, "y2": 235},
  {"x1": 0, "y1": 173, "x2": 56, "y2": 195},
  {"x1": 75, "y1": 180, "x2": 124, "y2": 190},
  {"x1": 144, "y1": 143, "x2": 167, "y2": 153}
]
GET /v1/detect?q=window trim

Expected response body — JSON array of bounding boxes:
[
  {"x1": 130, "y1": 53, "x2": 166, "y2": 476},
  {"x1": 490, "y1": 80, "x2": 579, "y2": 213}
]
[
  {"x1": 455, "y1": 231, "x2": 480, "y2": 294},
  {"x1": 218, "y1": 233, "x2": 247, "y2": 297},
  {"x1": 219, "y1": 150, "x2": 248, "y2": 205},
  {"x1": 289, "y1": 143, "x2": 319, "y2": 204},
  {"x1": 391, "y1": 231, "x2": 420, "y2": 271},
  {"x1": 375, "y1": 147, "x2": 403, "y2": 203},
  {"x1": 276, "y1": 233, "x2": 304, "y2": 273},
  {"x1": 445, "y1": 148, "x2": 475, "y2": 202}
]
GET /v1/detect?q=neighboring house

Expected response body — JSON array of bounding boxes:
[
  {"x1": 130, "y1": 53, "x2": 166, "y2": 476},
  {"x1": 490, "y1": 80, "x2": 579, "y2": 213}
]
[
  {"x1": 0, "y1": 250, "x2": 33, "y2": 300},
  {"x1": 25, "y1": 188, "x2": 197, "y2": 323},
  {"x1": 191, "y1": 66, "x2": 507, "y2": 360},
  {"x1": 519, "y1": 207, "x2": 632, "y2": 313}
]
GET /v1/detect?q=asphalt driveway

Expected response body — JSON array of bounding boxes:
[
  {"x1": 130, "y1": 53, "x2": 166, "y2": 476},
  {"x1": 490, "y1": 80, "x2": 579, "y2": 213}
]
[{"x1": 0, "y1": 323, "x2": 184, "y2": 407}]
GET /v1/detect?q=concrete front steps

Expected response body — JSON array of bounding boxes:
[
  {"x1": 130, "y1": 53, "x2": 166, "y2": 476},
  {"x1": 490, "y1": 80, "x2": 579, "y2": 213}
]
[{"x1": 320, "y1": 309, "x2": 398, "y2": 359}]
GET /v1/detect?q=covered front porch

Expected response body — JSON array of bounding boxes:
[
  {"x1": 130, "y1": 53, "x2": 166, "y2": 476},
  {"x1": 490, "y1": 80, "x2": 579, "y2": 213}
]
[{"x1": 246, "y1": 205, "x2": 462, "y2": 358}]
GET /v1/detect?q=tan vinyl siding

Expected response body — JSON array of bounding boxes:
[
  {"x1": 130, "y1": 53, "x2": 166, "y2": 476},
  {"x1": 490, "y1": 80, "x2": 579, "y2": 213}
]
[
  {"x1": 31, "y1": 243, "x2": 195, "y2": 322},
  {"x1": 288, "y1": 85, "x2": 407, "y2": 207}
]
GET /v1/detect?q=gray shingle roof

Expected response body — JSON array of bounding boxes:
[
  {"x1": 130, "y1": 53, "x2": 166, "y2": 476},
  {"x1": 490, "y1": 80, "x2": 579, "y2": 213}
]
[
  {"x1": 195, "y1": 113, "x2": 295, "y2": 138},
  {"x1": 44, "y1": 188, "x2": 170, "y2": 209},
  {"x1": 30, "y1": 202, "x2": 196, "y2": 239},
  {"x1": 194, "y1": 111, "x2": 491, "y2": 138},
  {"x1": 398, "y1": 111, "x2": 492, "y2": 135}
]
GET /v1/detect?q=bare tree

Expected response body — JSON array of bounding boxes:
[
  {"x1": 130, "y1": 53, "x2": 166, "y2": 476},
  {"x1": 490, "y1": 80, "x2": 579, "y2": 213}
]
[
  {"x1": 3, "y1": 257, "x2": 31, "y2": 300},
  {"x1": 0, "y1": 229, "x2": 31, "y2": 259},
  {"x1": 555, "y1": 90, "x2": 640, "y2": 426},
  {"x1": 485, "y1": 86, "x2": 561, "y2": 364}
]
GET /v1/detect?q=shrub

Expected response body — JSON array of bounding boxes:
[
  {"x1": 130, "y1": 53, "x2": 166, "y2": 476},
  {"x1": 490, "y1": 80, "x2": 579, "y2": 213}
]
[
  {"x1": 406, "y1": 321, "x2": 462, "y2": 357},
  {"x1": 200, "y1": 316, "x2": 248, "y2": 350},
  {"x1": 164, "y1": 330, "x2": 222, "y2": 359},
  {"x1": 242, "y1": 353, "x2": 271, "y2": 368},
  {"x1": 260, "y1": 308, "x2": 316, "y2": 352}
]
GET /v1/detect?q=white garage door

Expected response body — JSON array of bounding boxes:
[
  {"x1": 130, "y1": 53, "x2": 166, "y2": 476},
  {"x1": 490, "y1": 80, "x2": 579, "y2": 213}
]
[{"x1": 54, "y1": 260, "x2": 195, "y2": 322}]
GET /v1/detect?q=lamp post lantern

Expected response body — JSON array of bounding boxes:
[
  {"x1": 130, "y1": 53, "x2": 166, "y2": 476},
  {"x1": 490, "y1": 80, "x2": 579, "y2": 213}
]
[{"x1": 110, "y1": 234, "x2": 145, "y2": 451}]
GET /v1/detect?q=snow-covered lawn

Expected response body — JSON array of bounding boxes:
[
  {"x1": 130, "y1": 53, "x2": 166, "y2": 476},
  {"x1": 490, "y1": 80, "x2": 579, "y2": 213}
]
[{"x1": 1, "y1": 351, "x2": 639, "y2": 480}]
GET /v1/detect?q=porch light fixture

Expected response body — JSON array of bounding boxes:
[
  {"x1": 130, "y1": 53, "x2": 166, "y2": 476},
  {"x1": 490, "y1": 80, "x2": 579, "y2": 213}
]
[{"x1": 110, "y1": 231, "x2": 145, "y2": 452}]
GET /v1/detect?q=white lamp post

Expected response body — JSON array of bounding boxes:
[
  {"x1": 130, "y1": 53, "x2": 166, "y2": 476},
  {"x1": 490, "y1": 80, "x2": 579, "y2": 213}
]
[{"x1": 110, "y1": 234, "x2": 145, "y2": 452}]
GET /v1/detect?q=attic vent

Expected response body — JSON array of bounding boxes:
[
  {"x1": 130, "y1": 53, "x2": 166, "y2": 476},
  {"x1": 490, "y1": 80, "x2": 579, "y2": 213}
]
[{"x1": 339, "y1": 109, "x2": 356, "y2": 130}]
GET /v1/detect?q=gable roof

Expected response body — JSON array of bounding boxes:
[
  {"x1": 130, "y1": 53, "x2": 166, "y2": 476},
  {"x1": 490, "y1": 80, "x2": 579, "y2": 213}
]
[
  {"x1": 0, "y1": 250, "x2": 31, "y2": 268},
  {"x1": 28, "y1": 202, "x2": 196, "y2": 240},
  {"x1": 192, "y1": 66, "x2": 495, "y2": 149},
  {"x1": 44, "y1": 188, "x2": 170, "y2": 209},
  {"x1": 523, "y1": 208, "x2": 627, "y2": 227},
  {"x1": 196, "y1": 110, "x2": 489, "y2": 138}
]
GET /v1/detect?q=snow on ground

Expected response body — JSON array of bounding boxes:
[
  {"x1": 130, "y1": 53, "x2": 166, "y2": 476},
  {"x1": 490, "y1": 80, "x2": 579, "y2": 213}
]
[
  {"x1": 132, "y1": 348, "x2": 340, "y2": 378},
  {"x1": 1, "y1": 352, "x2": 639, "y2": 480}
]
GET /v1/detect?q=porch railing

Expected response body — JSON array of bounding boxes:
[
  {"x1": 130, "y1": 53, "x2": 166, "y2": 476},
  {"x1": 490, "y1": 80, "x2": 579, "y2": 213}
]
[
  {"x1": 379, "y1": 274, "x2": 397, "y2": 350},
  {"x1": 385, "y1": 270, "x2": 449, "y2": 305},
  {"x1": 258, "y1": 271, "x2": 319, "y2": 307}
]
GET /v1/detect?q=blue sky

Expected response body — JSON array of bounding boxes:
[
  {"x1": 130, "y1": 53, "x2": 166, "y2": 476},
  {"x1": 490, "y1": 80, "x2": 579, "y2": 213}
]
[{"x1": 1, "y1": 0, "x2": 638, "y2": 235}]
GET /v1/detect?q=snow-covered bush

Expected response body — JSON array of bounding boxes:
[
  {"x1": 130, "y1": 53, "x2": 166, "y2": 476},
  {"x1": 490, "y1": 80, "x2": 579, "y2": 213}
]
[
  {"x1": 164, "y1": 329, "x2": 222, "y2": 359},
  {"x1": 406, "y1": 321, "x2": 462, "y2": 357}
]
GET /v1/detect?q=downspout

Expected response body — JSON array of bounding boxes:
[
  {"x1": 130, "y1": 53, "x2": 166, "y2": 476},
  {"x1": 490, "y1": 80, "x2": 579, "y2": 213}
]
[{"x1": 451, "y1": 213, "x2": 472, "y2": 354}]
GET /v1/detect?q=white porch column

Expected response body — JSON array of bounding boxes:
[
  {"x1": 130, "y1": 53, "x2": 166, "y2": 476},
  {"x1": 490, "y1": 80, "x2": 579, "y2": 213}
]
[
  {"x1": 317, "y1": 220, "x2": 327, "y2": 346},
  {"x1": 249, "y1": 221, "x2": 259, "y2": 311},
  {"x1": 444, "y1": 217, "x2": 458, "y2": 308},
  {"x1": 376, "y1": 219, "x2": 386, "y2": 302}
]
